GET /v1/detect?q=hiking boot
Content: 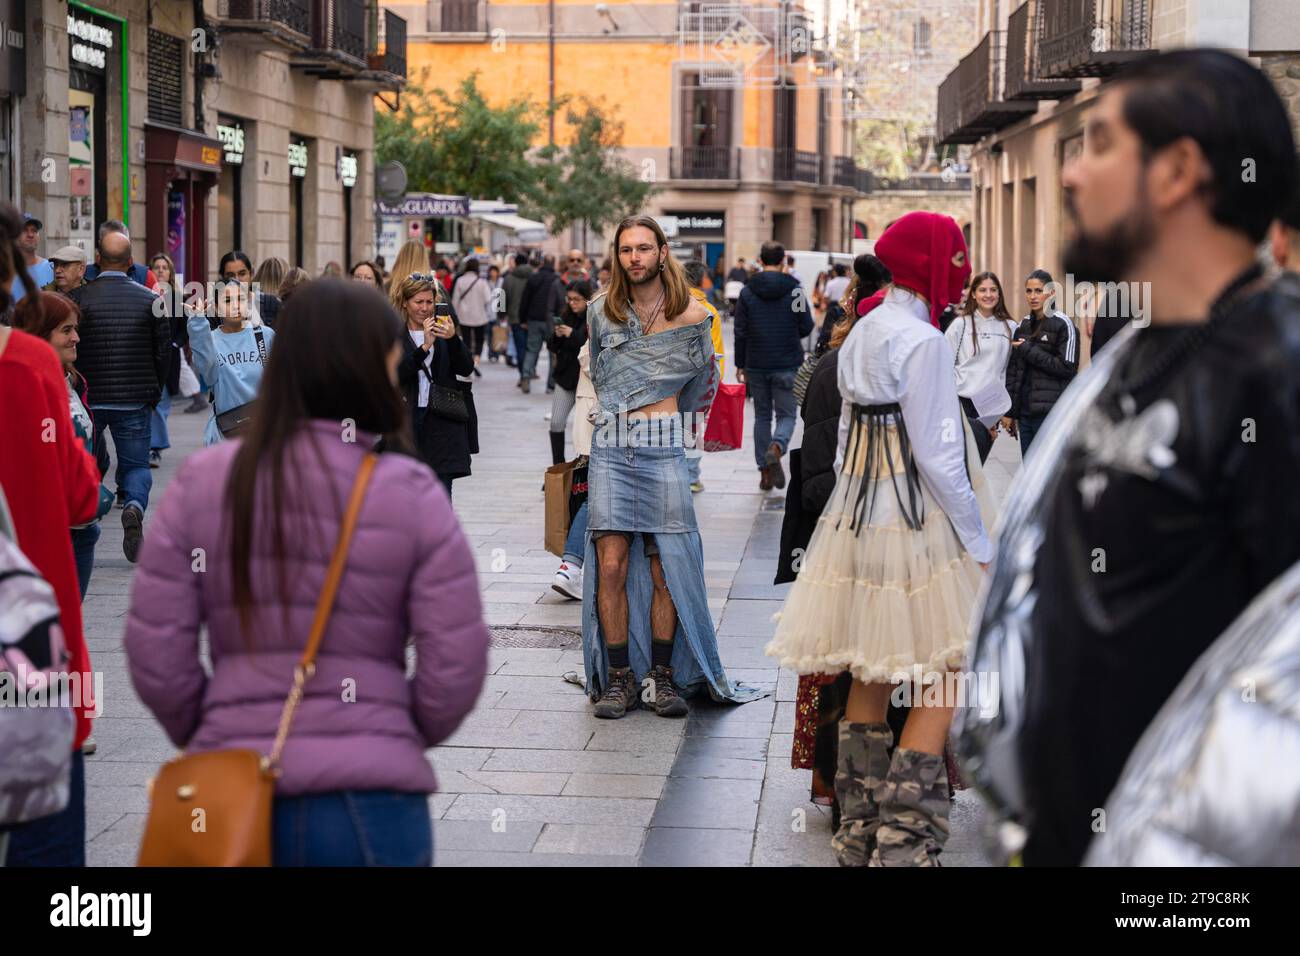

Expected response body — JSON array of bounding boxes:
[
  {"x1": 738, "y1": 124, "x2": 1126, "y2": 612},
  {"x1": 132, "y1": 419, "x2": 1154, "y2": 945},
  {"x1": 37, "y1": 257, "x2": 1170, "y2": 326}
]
[
  {"x1": 869, "y1": 747, "x2": 951, "y2": 867},
  {"x1": 830, "y1": 721, "x2": 893, "y2": 867},
  {"x1": 122, "y1": 506, "x2": 144, "y2": 564},
  {"x1": 645, "y1": 664, "x2": 688, "y2": 717},
  {"x1": 593, "y1": 665, "x2": 638, "y2": 719},
  {"x1": 765, "y1": 442, "x2": 786, "y2": 489},
  {"x1": 759, "y1": 467, "x2": 773, "y2": 491},
  {"x1": 521, "y1": 378, "x2": 531, "y2": 394}
]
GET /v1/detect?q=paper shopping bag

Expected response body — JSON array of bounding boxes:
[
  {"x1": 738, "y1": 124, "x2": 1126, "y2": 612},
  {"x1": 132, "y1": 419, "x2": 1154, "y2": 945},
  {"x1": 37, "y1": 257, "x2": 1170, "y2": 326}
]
[{"x1": 544, "y1": 460, "x2": 575, "y2": 557}]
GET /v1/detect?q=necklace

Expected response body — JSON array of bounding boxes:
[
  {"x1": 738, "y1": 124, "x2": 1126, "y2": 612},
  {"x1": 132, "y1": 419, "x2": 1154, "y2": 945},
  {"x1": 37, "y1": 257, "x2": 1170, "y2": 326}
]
[{"x1": 635, "y1": 288, "x2": 667, "y2": 336}]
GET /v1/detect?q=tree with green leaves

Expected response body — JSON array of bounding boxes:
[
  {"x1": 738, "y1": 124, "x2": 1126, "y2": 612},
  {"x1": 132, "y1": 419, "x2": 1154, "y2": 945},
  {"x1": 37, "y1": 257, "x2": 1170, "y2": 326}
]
[
  {"x1": 535, "y1": 99, "x2": 655, "y2": 249},
  {"x1": 375, "y1": 71, "x2": 541, "y2": 203}
]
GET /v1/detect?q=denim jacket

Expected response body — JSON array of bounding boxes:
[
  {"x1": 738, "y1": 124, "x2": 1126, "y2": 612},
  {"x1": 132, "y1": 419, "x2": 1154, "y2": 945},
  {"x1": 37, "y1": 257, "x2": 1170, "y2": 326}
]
[{"x1": 588, "y1": 293, "x2": 718, "y2": 420}]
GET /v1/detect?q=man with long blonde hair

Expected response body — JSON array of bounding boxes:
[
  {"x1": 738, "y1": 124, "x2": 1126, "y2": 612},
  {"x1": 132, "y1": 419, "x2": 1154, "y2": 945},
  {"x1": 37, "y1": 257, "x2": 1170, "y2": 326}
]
[{"x1": 581, "y1": 216, "x2": 762, "y2": 721}]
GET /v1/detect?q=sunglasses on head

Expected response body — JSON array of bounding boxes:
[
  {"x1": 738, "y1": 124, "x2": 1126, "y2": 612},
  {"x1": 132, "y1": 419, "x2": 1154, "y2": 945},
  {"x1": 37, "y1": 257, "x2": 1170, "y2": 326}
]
[{"x1": 408, "y1": 272, "x2": 436, "y2": 283}]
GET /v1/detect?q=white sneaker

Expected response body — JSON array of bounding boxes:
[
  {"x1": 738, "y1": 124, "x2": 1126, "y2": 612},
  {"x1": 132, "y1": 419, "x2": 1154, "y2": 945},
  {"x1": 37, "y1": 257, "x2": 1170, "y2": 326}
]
[{"x1": 552, "y1": 562, "x2": 583, "y2": 600}]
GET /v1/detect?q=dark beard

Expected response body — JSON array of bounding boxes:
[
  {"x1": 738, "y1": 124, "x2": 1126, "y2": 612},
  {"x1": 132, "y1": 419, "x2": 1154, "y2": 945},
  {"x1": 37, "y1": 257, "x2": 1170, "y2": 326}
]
[{"x1": 1062, "y1": 193, "x2": 1155, "y2": 286}]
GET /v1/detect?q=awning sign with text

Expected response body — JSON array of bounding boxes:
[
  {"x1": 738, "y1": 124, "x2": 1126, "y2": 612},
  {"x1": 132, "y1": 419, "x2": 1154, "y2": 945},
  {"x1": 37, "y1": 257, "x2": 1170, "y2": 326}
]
[{"x1": 376, "y1": 194, "x2": 470, "y2": 218}]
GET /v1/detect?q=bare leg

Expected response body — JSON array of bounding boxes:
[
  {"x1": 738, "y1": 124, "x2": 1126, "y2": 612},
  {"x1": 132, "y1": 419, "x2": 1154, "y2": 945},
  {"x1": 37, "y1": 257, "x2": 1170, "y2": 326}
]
[
  {"x1": 648, "y1": 553, "x2": 677, "y2": 643},
  {"x1": 844, "y1": 679, "x2": 892, "y2": 723},
  {"x1": 595, "y1": 535, "x2": 630, "y2": 647}
]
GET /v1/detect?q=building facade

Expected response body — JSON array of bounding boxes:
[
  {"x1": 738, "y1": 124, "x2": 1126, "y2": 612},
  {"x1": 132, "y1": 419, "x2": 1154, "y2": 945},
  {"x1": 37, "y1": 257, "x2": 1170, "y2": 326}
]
[
  {"x1": 384, "y1": 0, "x2": 871, "y2": 266},
  {"x1": 938, "y1": 0, "x2": 1292, "y2": 358},
  {"x1": 14, "y1": 0, "x2": 405, "y2": 283}
]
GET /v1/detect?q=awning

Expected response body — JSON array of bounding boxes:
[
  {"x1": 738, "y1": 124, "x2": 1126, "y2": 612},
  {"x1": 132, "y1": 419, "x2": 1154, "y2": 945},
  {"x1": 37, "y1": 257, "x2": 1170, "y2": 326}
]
[{"x1": 472, "y1": 211, "x2": 548, "y2": 243}]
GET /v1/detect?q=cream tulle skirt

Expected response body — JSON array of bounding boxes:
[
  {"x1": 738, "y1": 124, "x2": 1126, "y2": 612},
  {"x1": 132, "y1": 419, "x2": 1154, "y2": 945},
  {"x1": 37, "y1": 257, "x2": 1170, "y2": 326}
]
[{"x1": 766, "y1": 414, "x2": 997, "y2": 684}]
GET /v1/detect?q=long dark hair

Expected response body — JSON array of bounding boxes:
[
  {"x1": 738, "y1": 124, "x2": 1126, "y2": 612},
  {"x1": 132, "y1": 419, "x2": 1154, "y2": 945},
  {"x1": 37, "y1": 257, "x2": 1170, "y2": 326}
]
[
  {"x1": 850, "y1": 254, "x2": 891, "y2": 315},
  {"x1": 561, "y1": 279, "x2": 594, "y2": 325},
  {"x1": 225, "y1": 279, "x2": 411, "y2": 630},
  {"x1": 0, "y1": 203, "x2": 38, "y2": 324},
  {"x1": 958, "y1": 271, "x2": 1015, "y2": 354}
]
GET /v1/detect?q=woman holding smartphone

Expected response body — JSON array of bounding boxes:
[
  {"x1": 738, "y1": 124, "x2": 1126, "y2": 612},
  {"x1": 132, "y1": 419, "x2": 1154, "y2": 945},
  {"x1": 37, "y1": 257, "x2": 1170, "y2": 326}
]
[
  {"x1": 546, "y1": 280, "x2": 592, "y2": 464},
  {"x1": 393, "y1": 273, "x2": 474, "y2": 497}
]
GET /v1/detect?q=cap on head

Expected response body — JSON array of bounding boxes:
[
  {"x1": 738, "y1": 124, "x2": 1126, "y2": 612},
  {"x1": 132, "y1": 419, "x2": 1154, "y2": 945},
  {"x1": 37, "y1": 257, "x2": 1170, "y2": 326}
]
[
  {"x1": 22, "y1": 213, "x2": 42, "y2": 232},
  {"x1": 50, "y1": 245, "x2": 88, "y2": 264}
]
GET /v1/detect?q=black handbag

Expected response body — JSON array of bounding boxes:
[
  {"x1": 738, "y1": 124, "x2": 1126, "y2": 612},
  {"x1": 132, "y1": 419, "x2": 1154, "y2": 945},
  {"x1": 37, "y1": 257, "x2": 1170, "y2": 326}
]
[
  {"x1": 215, "y1": 327, "x2": 268, "y2": 439},
  {"x1": 418, "y1": 354, "x2": 470, "y2": 424}
]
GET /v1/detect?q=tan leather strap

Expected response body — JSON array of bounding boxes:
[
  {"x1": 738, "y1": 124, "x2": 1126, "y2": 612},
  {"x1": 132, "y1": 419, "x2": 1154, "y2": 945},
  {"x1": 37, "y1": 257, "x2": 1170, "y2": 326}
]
[
  {"x1": 267, "y1": 452, "x2": 378, "y2": 769},
  {"x1": 300, "y1": 451, "x2": 377, "y2": 671}
]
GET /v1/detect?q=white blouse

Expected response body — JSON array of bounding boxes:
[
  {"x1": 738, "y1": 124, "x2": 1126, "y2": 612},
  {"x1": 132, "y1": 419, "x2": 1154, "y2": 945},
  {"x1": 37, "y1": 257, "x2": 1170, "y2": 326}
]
[
  {"x1": 835, "y1": 287, "x2": 993, "y2": 563},
  {"x1": 944, "y1": 311, "x2": 1017, "y2": 421}
]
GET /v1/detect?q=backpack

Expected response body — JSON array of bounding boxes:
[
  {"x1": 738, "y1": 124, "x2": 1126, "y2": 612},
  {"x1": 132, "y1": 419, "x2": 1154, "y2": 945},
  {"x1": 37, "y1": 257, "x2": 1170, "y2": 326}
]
[{"x1": 0, "y1": 485, "x2": 75, "y2": 827}]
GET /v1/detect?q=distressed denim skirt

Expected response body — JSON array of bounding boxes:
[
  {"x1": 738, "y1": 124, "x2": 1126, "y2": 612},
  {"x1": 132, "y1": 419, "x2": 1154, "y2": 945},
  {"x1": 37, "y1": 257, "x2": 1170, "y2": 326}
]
[{"x1": 588, "y1": 414, "x2": 697, "y2": 534}]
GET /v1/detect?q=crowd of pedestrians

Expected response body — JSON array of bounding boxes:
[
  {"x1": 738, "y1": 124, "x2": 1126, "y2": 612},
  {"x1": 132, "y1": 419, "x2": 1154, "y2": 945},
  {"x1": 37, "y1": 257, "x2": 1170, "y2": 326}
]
[{"x1": 3, "y1": 46, "x2": 1299, "y2": 871}]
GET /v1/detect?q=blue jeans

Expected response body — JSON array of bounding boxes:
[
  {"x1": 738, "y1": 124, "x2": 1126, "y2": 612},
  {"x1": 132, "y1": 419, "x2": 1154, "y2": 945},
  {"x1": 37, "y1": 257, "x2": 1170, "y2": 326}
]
[
  {"x1": 564, "y1": 499, "x2": 589, "y2": 566},
  {"x1": 271, "y1": 790, "x2": 433, "y2": 866},
  {"x1": 3, "y1": 752, "x2": 85, "y2": 866},
  {"x1": 522, "y1": 322, "x2": 548, "y2": 380},
  {"x1": 687, "y1": 452, "x2": 701, "y2": 485},
  {"x1": 1019, "y1": 413, "x2": 1047, "y2": 459},
  {"x1": 511, "y1": 325, "x2": 528, "y2": 372},
  {"x1": 745, "y1": 367, "x2": 798, "y2": 469},
  {"x1": 70, "y1": 523, "x2": 101, "y2": 600},
  {"x1": 150, "y1": 386, "x2": 172, "y2": 451},
  {"x1": 91, "y1": 405, "x2": 153, "y2": 512}
]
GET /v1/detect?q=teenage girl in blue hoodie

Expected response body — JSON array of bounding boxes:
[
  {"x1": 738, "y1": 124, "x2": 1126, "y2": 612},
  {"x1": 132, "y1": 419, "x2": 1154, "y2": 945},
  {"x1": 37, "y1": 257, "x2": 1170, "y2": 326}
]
[{"x1": 187, "y1": 280, "x2": 275, "y2": 445}]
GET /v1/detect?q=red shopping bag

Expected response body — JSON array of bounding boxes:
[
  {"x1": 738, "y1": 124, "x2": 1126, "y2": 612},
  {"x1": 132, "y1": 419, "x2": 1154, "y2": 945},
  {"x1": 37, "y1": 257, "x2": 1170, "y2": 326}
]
[{"x1": 702, "y1": 383, "x2": 746, "y2": 452}]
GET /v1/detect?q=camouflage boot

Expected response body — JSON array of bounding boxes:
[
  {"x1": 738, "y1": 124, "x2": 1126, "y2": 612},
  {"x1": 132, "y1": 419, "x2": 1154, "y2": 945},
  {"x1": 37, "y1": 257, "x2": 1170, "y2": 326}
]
[
  {"x1": 593, "y1": 666, "x2": 639, "y2": 719},
  {"x1": 830, "y1": 720, "x2": 893, "y2": 867},
  {"x1": 869, "y1": 747, "x2": 951, "y2": 867}
]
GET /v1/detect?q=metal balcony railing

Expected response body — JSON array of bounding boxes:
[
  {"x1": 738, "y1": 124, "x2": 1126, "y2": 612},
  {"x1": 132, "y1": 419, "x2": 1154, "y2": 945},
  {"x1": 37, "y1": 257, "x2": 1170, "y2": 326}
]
[
  {"x1": 1038, "y1": 0, "x2": 1153, "y2": 79},
  {"x1": 833, "y1": 156, "x2": 856, "y2": 187},
  {"x1": 939, "y1": 31, "x2": 1035, "y2": 145},
  {"x1": 874, "y1": 174, "x2": 973, "y2": 192},
  {"x1": 372, "y1": 7, "x2": 406, "y2": 77},
  {"x1": 773, "y1": 148, "x2": 819, "y2": 184},
  {"x1": 314, "y1": 0, "x2": 366, "y2": 63},
  {"x1": 671, "y1": 146, "x2": 740, "y2": 180},
  {"x1": 1005, "y1": 1, "x2": 1083, "y2": 99},
  {"x1": 223, "y1": 0, "x2": 311, "y2": 36}
]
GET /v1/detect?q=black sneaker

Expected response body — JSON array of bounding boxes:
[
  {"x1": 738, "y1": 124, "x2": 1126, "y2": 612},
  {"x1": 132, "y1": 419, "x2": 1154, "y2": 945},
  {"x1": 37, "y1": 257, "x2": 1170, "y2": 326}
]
[
  {"x1": 122, "y1": 506, "x2": 143, "y2": 564},
  {"x1": 149, "y1": 450, "x2": 161, "y2": 469},
  {"x1": 593, "y1": 666, "x2": 639, "y2": 719},
  {"x1": 115, "y1": 488, "x2": 126, "y2": 509},
  {"x1": 646, "y1": 665, "x2": 688, "y2": 717}
]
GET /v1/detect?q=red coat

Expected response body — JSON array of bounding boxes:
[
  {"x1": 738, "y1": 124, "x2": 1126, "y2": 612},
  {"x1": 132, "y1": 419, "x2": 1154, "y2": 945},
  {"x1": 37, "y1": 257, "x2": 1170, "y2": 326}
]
[{"x1": 0, "y1": 329, "x2": 100, "y2": 747}]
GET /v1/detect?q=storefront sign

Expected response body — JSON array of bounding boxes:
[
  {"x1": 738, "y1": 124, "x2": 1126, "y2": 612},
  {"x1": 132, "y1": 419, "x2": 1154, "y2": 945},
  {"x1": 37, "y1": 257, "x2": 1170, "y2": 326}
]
[
  {"x1": 288, "y1": 139, "x2": 308, "y2": 178},
  {"x1": 338, "y1": 151, "x2": 358, "y2": 188},
  {"x1": 376, "y1": 194, "x2": 469, "y2": 218},
  {"x1": 668, "y1": 211, "x2": 726, "y2": 237},
  {"x1": 0, "y1": 0, "x2": 27, "y2": 97},
  {"x1": 217, "y1": 121, "x2": 244, "y2": 165},
  {"x1": 68, "y1": 13, "x2": 112, "y2": 70}
]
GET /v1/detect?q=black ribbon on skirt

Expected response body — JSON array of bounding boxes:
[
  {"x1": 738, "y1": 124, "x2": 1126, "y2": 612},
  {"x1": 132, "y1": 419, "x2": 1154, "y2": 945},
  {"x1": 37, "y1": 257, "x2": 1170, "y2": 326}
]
[{"x1": 835, "y1": 402, "x2": 925, "y2": 536}]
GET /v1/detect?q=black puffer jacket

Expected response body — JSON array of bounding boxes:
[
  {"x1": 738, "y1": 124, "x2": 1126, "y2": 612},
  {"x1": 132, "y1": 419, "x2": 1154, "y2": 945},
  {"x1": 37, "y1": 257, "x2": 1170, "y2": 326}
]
[
  {"x1": 1004, "y1": 310, "x2": 1080, "y2": 419},
  {"x1": 71, "y1": 275, "x2": 170, "y2": 406},
  {"x1": 775, "y1": 349, "x2": 843, "y2": 585},
  {"x1": 799, "y1": 350, "x2": 843, "y2": 515},
  {"x1": 520, "y1": 265, "x2": 562, "y2": 327}
]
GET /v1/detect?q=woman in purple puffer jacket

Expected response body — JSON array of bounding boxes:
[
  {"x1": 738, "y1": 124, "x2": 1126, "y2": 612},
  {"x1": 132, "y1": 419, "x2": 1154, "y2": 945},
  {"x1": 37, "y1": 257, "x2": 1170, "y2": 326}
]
[{"x1": 124, "y1": 279, "x2": 490, "y2": 867}]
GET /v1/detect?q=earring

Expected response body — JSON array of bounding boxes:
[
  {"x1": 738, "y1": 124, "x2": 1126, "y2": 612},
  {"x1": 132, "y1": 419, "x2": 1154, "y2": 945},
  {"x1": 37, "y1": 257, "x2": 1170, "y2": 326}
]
[{"x1": 659, "y1": 260, "x2": 665, "y2": 273}]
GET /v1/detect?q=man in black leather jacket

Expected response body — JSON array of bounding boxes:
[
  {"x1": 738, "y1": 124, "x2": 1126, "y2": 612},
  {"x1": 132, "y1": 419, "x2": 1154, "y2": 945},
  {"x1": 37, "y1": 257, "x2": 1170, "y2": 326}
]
[{"x1": 989, "y1": 49, "x2": 1300, "y2": 866}]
